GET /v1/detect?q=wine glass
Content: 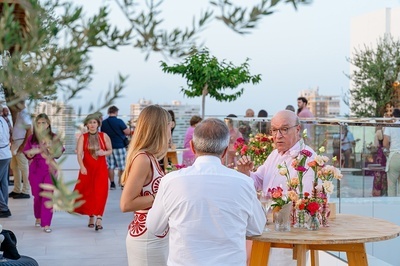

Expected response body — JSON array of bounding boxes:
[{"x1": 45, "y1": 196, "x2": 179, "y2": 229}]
[{"x1": 259, "y1": 190, "x2": 273, "y2": 232}]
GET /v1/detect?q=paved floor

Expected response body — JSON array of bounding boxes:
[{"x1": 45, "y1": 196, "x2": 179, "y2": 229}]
[{"x1": 1, "y1": 169, "x2": 131, "y2": 266}]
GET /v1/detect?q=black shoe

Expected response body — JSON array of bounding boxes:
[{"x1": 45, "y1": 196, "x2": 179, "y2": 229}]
[
  {"x1": 110, "y1": 182, "x2": 116, "y2": 190},
  {"x1": 8, "y1": 191, "x2": 18, "y2": 198},
  {"x1": 0, "y1": 210, "x2": 11, "y2": 218},
  {"x1": 13, "y1": 193, "x2": 30, "y2": 199}
]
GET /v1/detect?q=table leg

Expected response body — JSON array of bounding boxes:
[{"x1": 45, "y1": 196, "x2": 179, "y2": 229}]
[
  {"x1": 346, "y1": 243, "x2": 368, "y2": 266},
  {"x1": 295, "y1": 244, "x2": 307, "y2": 266},
  {"x1": 310, "y1": 250, "x2": 319, "y2": 266},
  {"x1": 249, "y1": 241, "x2": 271, "y2": 266}
]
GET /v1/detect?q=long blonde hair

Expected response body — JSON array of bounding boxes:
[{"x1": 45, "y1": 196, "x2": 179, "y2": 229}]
[{"x1": 121, "y1": 105, "x2": 171, "y2": 184}]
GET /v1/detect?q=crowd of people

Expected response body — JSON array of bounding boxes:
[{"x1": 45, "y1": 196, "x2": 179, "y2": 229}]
[{"x1": 0, "y1": 98, "x2": 399, "y2": 265}]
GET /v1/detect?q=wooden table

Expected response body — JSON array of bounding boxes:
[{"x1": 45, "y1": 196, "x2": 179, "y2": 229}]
[{"x1": 247, "y1": 214, "x2": 400, "y2": 266}]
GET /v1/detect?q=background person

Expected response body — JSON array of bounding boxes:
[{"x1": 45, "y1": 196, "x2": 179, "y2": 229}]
[
  {"x1": 340, "y1": 125, "x2": 356, "y2": 168},
  {"x1": 101, "y1": 106, "x2": 131, "y2": 190},
  {"x1": 73, "y1": 113, "x2": 112, "y2": 231},
  {"x1": 223, "y1": 114, "x2": 243, "y2": 167},
  {"x1": 0, "y1": 105, "x2": 12, "y2": 218},
  {"x1": 23, "y1": 113, "x2": 65, "y2": 232},
  {"x1": 254, "y1": 109, "x2": 269, "y2": 134},
  {"x1": 120, "y1": 105, "x2": 171, "y2": 266},
  {"x1": 384, "y1": 108, "x2": 400, "y2": 196},
  {"x1": 182, "y1": 115, "x2": 202, "y2": 166},
  {"x1": 9, "y1": 100, "x2": 32, "y2": 199},
  {"x1": 239, "y1": 108, "x2": 255, "y2": 142},
  {"x1": 285, "y1": 105, "x2": 296, "y2": 112},
  {"x1": 147, "y1": 118, "x2": 265, "y2": 266},
  {"x1": 297, "y1": 97, "x2": 314, "y2": 118}
]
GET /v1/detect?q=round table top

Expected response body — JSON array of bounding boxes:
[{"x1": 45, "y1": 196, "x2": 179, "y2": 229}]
[{"x1": 247, "y1": 214, "x2": 400, "y2": 245}]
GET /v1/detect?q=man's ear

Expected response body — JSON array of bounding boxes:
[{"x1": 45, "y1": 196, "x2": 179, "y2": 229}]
[
  {"x1": 221, "y1": 146, "x2": 228, "y2": 159},
  {"x1": 189, "y1": 140, "x2": 196, "y2": 155}
]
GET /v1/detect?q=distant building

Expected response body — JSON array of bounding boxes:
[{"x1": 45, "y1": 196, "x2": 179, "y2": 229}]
[
  {"x1": 130, "y1": 99, "x2": 200, "y2": 148},
  {"x1": 299, "y1": 88, "x2": 340, "y2": 117},
  {"x1": 35, "y1": 101, "x2": 76, "y2": 154}
]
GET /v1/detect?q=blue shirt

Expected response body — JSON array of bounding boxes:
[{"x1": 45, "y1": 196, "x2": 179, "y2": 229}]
[{"x1": 100, "y1": 116, "x2": 127, "y2": 149}]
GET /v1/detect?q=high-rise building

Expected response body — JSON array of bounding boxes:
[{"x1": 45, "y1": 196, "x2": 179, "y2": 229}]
[
  {"x1": 130, "y1": 99, "x2": 200, "y2": 148},
  {"x1": 299, "y1": 88, "x2": 340, "y2": 118},
  {"x1": 35, "y1": 101, "x2": 76, "y2": 154}
]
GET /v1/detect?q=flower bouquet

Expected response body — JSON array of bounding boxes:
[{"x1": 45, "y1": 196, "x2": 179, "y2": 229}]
[
  {"x1": 234, "y1": 133, "x2": 274, "y2": 169},
  {"x1": 296, "y1": 192, "x2": 323, "y2": 230},
  {"x1": 269, "y1": 187, "x2": 297, "y2": 231},
  {"x1": 307, "y1": 145, "x2": 342, "y2": 227}
]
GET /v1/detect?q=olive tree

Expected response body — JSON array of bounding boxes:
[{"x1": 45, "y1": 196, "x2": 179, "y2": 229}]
[
  {"x1": 161, "y1": 48, "x2": 261, "y2": 118},
  {"x1": 346, "y1": 36, "x2": 400, "y2": 117}
]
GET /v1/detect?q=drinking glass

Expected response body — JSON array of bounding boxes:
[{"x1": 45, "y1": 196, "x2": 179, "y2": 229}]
[{"x1": 259, "y1": 190, "x2": 273, "y2": 232}]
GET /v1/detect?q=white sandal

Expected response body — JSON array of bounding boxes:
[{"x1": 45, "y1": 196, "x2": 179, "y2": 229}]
[{"x1": 43, "y1": 227, "x2": 52, "y2": 233}]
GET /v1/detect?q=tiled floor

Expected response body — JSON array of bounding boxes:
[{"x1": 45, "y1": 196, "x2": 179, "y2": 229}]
[{"x1": 1, "y1": 169, "x2": 132, "y2": 266}]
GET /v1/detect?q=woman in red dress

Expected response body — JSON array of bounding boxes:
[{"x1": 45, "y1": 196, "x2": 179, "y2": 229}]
[{"x1": 74, "y1": 113, "x2": 112, "y2": 231}]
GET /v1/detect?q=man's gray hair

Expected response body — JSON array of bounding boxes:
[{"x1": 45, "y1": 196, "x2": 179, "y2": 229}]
[{"x1": 192, "y1": 118, "x2": 230, "y2": 155}]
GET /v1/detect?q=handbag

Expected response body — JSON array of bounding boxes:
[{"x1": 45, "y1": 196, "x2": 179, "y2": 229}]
[{"x1": 106, "y1": 119, "x2": 129, "y2": 147}]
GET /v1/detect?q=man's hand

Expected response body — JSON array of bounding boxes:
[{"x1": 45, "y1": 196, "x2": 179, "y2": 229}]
[{"x1": 236, "y1": 155, "x2": 254, "y2": 176}]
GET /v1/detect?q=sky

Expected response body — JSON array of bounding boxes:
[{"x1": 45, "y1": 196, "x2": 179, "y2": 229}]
[{"x1": 68, "y1": 0, "x2": 400, "y2": 118}]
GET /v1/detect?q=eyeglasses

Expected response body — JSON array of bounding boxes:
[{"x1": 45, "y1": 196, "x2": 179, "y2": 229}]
[{"x1": 270, "y1": 125, "x2": 298, "y2": 136}]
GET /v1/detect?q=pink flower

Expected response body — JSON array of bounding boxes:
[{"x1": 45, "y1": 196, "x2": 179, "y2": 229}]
[
  {"x1": 300, "y1": 149, "x2": 312, "y2": 157},
  {"x1": 295, "y1": 166, "x2": 307, "y2": 172}
]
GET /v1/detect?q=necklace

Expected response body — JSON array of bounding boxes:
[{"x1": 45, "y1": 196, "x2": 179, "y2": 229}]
[{"x1": 89, "y1": 131, "x2": 98, "y2": 135}]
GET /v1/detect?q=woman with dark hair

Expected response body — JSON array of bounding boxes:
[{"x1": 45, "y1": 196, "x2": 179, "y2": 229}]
[
  {"x1": 73, "y1": 113, "x2": 112, "y2": 231},
  {"x1": 23, "y1": 113, "x2": 65, "y2": 233}
]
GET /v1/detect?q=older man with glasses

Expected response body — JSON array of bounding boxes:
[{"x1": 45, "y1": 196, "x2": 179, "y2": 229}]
[{"x1": 237, "y1": 109, "x2": 316, "y2": 266}]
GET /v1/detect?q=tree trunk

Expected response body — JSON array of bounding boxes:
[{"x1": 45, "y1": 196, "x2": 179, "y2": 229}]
[{"x1": 201, "y1": 83, "x2": 208, "y2": 119}]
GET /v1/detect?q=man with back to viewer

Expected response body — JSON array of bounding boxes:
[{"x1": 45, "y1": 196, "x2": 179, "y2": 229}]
[
  {"x1": 101, "y1": 106, "x2": 131, "y2": 190},
  {"x1": 237, "y1": 110, "x2": 316, "y2": 265},
  {"x1": 147, "y1": 118, "x2": 266, "y2": 266}
]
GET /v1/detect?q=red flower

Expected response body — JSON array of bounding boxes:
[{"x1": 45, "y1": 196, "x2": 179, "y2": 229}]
[
  {"x1": 298, "y1": 203, "x2": 305, "y2": 210},
  {"x1": 306, "y1": 201, "x2": 320, "y2": 216},
  {"x1": 304, "y1": 192, "x2": 310, "y2": 198}
]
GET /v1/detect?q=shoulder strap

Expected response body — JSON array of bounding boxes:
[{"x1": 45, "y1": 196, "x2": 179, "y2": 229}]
[{"x1": 106, "y1": 119, "x2": 126, "y2": 142}]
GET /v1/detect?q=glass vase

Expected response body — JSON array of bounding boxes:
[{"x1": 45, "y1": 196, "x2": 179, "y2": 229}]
[
  {"x1": 290, "y1": 201, "x2": 297, "y2": 226},
  {"x1": 307, "y1": 214, "x2": 320, "y2": 231},
  {"x1": 273, "y1": 203, "x2": 291, "y2": 232},
  {"x1": 321, "y1": 200, "x2": 330, "y2": 227},
  {"x1": 294, "y1": 209, "x2": 306, "y2": 228}
]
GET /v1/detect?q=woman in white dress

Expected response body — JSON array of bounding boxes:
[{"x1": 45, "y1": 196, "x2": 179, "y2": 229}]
[{"x1": 120, "y1": 105, "x2": 172, "y2": 265}]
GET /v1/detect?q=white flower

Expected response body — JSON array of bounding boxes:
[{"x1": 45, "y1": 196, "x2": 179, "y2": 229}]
[
  {"x1": 314, "y1": 155, "x2": 326, "y2": 166},
  {"x1": 322, "y1": 180, "x2": 334, "y2": 194},
  {"x1": 279, "y1": 167, "x2": 288, "y2": 176},
  {"x1": 333, "y1": 168, "x2": 343, "y2": 180},
  {"x1": 302, "y1": 129, "x2": 308, "y2": 138},
  {"x1": 319, "y1": 146, "x2": 325, "y2": 153}
]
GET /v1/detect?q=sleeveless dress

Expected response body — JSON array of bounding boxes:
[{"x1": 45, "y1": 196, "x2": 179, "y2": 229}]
[
  {"x1": 73, "y1": 132, "x2": 109, "y2": 216},
  {"x1": 126, "y1": 152, "x2": 169, "y2": 266}
]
